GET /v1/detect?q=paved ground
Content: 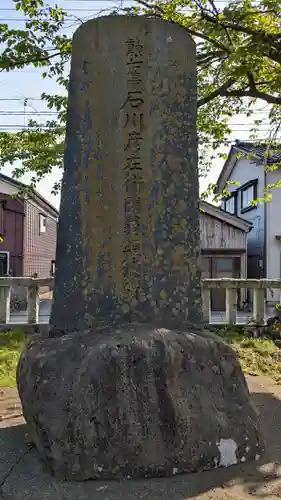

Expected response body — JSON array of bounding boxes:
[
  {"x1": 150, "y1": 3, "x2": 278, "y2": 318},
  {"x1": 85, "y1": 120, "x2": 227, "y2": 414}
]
[
  {"x1": 8, "y1": 299, "x2": 276, "y2": 326},
  {"x1": 0, "y1": 389, "x2": 22, "y2": 428},
  {"x1": 1, "y1": 375, "x2": 281, "y2": 499}
]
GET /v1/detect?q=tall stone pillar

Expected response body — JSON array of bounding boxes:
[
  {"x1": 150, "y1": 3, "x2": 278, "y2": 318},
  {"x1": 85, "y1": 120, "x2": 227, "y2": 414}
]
[
  {"x1": 17, "y1": 16, "x2": 263, "y2": 482},
  {"x1": 50, "y1": 15, "x2": 201, "y2": 335}
]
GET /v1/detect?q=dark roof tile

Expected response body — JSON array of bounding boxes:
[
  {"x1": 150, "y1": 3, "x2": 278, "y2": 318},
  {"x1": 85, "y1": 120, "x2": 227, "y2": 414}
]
[{"x1": 235, "y1": 140, "x2": 281, "y2": 164}]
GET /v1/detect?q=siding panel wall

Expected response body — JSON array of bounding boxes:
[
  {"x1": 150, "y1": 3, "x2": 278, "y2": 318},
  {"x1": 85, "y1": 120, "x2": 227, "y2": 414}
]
[
  {"x1": 200, "y1": 213, "x2": 247, "y2": 250},
  {"x1": 23, "y1": 200, "x2": 57, "y2": 277},
  {"x1": 0, "y1": 196, "x2": 24, "y2": 276}
]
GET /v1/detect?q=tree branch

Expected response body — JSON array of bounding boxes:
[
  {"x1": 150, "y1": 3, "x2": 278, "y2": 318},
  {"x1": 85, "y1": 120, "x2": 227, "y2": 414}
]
[
  {"x1": 207, "y1": 0, "x2": 233, "y2": 46},
  {"x1": 221, "y1": 88, "x2": 281, "y2": 105},
  {"x1": 198, "y1": 77, "x2": 236, "y2": 107},
  {"x1": 184, "y1": 26, "x2": 231, "y2": 53},
  {"x1": 199, "y1": 10, "x2": 281, "y2": 65},
  {"x1": 198, "y1": 70, "x2": 281, "y2": 107},
  {"x1": 135, "y1": 0, "x2": 231, "y2": 54},
  {"x1": 208, "y1": 0, "x2": 220, "y2": 15},
  {"x1": 0, "y1": 50, "x2": 69, "y2": 70},
  {"x1": 233, "y1": 9, "x2": 281, "y2": 21},
  {"x1": 201, "y1": 10, "x2": 271, "y2": 39},
  {"x1": 136, "y1": 0, "x2": 164, "y2": 14},
  {"x1": 247, "y1": 72, "x2": 256, "y2": 90},
  {"x1": 266, "y1": 48, "x2": 281, "y2": 65},
  {"x1": 197, "y1": 49, "x2": 228, "y2": 65},
  {"x1": 201, "y1": 9, "x2": 281, "y2": 52}
]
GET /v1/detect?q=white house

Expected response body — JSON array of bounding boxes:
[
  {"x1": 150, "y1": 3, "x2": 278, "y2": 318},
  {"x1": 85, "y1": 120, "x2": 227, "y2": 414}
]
[{"x1": 215, "y1": 139, "x2": 281, "y2": 304}]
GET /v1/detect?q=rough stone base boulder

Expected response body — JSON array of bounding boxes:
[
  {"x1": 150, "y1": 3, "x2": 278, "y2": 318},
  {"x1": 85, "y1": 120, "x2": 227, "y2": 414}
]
[{"x1": 17, "y1": 325, "x2": 264, "y2": 481}]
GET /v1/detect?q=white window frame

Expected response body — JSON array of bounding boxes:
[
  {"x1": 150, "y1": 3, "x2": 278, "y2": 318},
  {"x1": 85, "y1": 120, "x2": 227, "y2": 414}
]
[
  {"x1": 224, "y1": 194, "x2": 236, "y2": 215},
  {"x1": 241, "y1": 184, "x2": 255, "y2": 210},
  {"x1": 39, "y1": 214, "x2": 47, "y2": 234}
]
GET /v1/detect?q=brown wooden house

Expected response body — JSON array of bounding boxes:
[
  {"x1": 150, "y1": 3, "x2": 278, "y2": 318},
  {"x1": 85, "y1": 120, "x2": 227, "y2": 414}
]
[
  {"x1": 199, "y1": 201, "x2": 252, "y2": 310},
  {"x1": 0, "y1": 173, "x2": 58, "y2": 278}
]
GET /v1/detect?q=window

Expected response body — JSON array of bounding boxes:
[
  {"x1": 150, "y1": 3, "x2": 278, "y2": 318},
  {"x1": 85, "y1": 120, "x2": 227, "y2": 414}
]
[
  {"x1": 224, "y1": 194, "x2": 237, "y2": 215},
  {"x1": 50, "y1": 260, "x2": 56, "y2": 277},
  {"x1": 241, "y1": 185, "x2": 254, "y2": 208},
  {"x1": 213, "y1": 257, "x2": 233, "y2": 274},
  {"x1": 240, "y1": 180, "x2": 257, "y2": 212},
  {"x1": 39, "y1": 214, "x2": 47, "y2": 234},
  {"x1": 0, "y1": 252, "x2": 9, "y2": 276}
]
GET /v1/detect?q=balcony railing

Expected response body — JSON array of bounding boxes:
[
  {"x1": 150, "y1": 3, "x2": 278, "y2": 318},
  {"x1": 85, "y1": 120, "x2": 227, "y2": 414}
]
[
  {"x1": 0, "y1": 277, "x2": 280, "y2": 329},
  {"x1": 202, "y1": 278, "x2": 281, "y2": 326},
  {"x1": 0, "y1": 277, "x2": 53, "y2": 327}
]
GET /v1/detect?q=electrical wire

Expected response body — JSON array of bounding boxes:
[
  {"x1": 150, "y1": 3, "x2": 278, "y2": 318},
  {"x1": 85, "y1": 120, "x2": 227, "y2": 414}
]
[
  {"x1": 0, "y1": 3, "x2": 277, "y2": 153},
  {"x1": 0, "y1": 1, "x2": 255, "y2": 22},
  {"x1": 0, "y1": 99, "x2": 275, "y2": 116},
  {"x1": 0, "y1": 123, "x2": 276, "y2": 148},
  {"x1": 0, "y1": 111, "x2": 274, "y2": 127},
  {"x1": 0, "y1": 111, "x2": 59, "y2": 115},
  {"x1": 0, "y1": 112, "x2": 273, "y2": 125}
]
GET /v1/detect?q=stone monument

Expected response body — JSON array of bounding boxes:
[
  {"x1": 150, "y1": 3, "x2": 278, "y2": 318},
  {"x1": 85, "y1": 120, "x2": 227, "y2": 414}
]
[
  {"x1": 17, "y1": 16, "x2": 263, "y2": 481},
  {"x1": 50, "y1": 16, "x2": 202, "y2": 334}
]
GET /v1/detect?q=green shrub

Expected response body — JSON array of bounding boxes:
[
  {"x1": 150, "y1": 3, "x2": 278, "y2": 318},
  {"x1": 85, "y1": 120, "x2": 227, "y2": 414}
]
[
  {"x1": 218, "y1": 327, "x2": 281, "y2": 382},
  {"x1": 0, "y1": 329, "x2": 26, "y2": 388}
]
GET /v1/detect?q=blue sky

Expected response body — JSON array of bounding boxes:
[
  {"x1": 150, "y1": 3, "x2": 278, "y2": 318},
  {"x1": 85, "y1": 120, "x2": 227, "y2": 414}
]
[{"x1": 1, "y1": 0, "x2": 272, "y2": 209}]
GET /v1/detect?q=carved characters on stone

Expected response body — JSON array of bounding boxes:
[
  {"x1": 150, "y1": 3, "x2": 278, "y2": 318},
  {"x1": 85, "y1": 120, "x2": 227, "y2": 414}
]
[{"x1": 121, "y1": 38, "x2": 146, "y2": 304}]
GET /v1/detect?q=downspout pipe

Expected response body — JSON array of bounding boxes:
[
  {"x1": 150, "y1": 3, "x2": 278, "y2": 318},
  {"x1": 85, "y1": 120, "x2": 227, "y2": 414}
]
[{"x1": 264, "y1": 164, "x2": 267, "y2": 306}]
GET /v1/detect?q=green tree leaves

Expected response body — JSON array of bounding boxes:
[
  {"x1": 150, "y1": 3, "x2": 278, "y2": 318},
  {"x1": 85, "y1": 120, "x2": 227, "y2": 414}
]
[{"x1": 0, "y1": 0, "x2": 280, "y2": 192}]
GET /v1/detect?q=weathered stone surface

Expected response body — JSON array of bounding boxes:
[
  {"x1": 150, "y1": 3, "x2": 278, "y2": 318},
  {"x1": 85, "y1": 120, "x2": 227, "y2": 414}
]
[
  {"x1": 17, "y1": 326, "x2": 263, "y2": 480},
  {"x1": 50, "y1": 15, "x2": 201, "y2": 335},
  {"x1": 16, "y1": 15, "x2": 263, "y2": 484}
]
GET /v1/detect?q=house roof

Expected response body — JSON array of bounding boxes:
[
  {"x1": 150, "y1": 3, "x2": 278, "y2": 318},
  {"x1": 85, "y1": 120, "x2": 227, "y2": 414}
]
[
  {"x1": 215, "y1": 139, "x2": 281, "y2": 193},
  {"x1": 236, "y1": 140, "x2": 281, "y2": 164},
  {"x1": 200, "y1": 200, "x2": 253, "y2": 233},
  {"x1": 0, "y1": 173, "x2": 59, "y2": 218}
]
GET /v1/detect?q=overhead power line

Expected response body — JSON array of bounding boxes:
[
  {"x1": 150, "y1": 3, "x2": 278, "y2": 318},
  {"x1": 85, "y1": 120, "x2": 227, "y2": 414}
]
[
  {"x1": 0, "y1": 97, "x2": 54, "y2": 101},
  {"x1": 0, "y1": 111, "x2": 59, "y2": 115},
  {"x1": 1, "y1": 7, "x2": 119, "y2": 11},
  {"x1": 1, "y1": 7, "x2": 125, "y2": 12},
  {"x1": 0, "y1": 128, "x2": 276, "y2": 144},
  {"x1": 61, "y1": 0, "x2": 260, "y2": 2},
  {"x1": 1, "y1": 1, "x2": 259, "y2": 22},
  {"x1": 0, "y1": 16, "x2": 101, "y2": 21},
  {"x1": 0, "y1": 112, "x2": 274, "y2": 125},
  {"x1": 0, "y1": 124, "x2": 275, "y2": 134},
  {"x1": 0, "y1": 99, "x2": 275, "y2": 114},
  {"x1": 0, "y1": 112, "x2": 275, "y2": 126},
  {"x1": 0, "y1": 122, "x2": 60, "y2": 126}
]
